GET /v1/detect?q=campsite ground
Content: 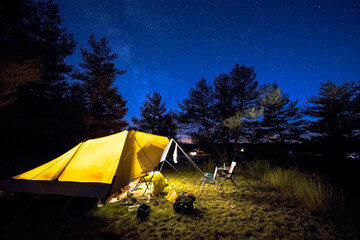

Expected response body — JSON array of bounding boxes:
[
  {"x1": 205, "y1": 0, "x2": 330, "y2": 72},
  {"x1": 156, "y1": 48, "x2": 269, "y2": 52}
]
[{"x1": 1, "y1": 169, "x2": 357, "y2": 240}]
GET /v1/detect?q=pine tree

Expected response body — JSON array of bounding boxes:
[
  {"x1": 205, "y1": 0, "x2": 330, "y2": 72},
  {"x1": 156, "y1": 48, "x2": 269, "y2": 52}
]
[
  {"x1": 261, "y1": 83, "x2": 304, "y2": 144},
  {"x1": 73, "y1": 34, "x2": 128, "y2": 138},
  {"x1": 178, "y1": 78, "x2": 225, "y2": 159},
  {"x1": 161, "y1": 111, "x2": 178, "y2": 140},
  {"x1": 230, "y1": 64, "x2": 258, "y2": 111},
  {"x1": 132, "y1": 92, "x2": 177, "y2": 139},
  {"x1": 0, "y1": 0, "x2": 77, "y2": 174},
  {"x1": 214, "y1": 65, "x2": 260, "y2": 160},
  {"x1": 213, "y1": 73, "x2": 234, "y2": 144},
  {"x1": 0, "y1": 60, "x2": 40, "y2": 108},
  {"x1": 306, "y1": 81, "x2": 358, "y2": 142},
  {"x1": 0, "y1": 0, "x2": 76, "y2": 96},
  {"x1": 0, "y1": 0, "x2": 76, "y2": 106},
  {"x1": 178, "y1": 78, "x2": 214, "y2": 138},
  {"x1": 0, "y1": 0, "x2": 35, "y2": 61}
]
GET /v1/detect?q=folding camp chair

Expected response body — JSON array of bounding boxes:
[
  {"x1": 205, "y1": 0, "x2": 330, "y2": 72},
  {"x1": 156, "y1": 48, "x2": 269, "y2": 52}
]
[
  {"x1": 132, "y1": 173, "x2": 154, "y2": 196},
  {"x1": 218, "y1": 161, "x2": 239, "y2": 192},
  {"x1": 199, "y1": 167, "x2": 221, "y2": 196}
]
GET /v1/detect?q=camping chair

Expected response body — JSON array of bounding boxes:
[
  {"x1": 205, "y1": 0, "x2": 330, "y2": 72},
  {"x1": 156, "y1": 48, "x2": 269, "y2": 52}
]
[
  {"x1": 132, "y1": 173, "x2": 154, "y2": 196},
  {"x1": 218, "y1": 161, "x2": 239, "y2": 192},
  {"x1": 199, "y1": 167, "x2": 221, "y2": 196}
]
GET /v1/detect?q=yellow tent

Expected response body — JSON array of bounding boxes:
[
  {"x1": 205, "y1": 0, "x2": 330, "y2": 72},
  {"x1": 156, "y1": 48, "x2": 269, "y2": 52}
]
[{"x1": 1, "y1": 130, "x2": 169, "y2": 198}]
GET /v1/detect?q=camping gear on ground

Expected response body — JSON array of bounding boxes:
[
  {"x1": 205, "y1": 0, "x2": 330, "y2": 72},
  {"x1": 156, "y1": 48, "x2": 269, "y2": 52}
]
[
  {"x1": 128, "y1": 204, "x2": 140, "y2": 212},
  {"x1": 173, "y1": 192, "x2": 196, "y2": 213},
  {"x1": 145, "y1": 172, "x2": 168, "y2": 196},
  {"x1": 137, "y1": 203, "x2": 151, "y2": 219},
  {"x1": 132, "y1": 174, "x2": 152, "y2": 195},
  {"x1": 0, "y1": 130, "x2": 169, "y2": 199},
  {"x1": 199, "y1": 167, "x2": 221, "y2": 196},
  {"x1": 134, "y1": 171, "x2": 168, "y2": 196},
  {"x1": 218, "y1": 161, "x2": 239, "y2": 192},
  {"x1": 164, "y1": 190, "x2": 178, "y2": 203}
]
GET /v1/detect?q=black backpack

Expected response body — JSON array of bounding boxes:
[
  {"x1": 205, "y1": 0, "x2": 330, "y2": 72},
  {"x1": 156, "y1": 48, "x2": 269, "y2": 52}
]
[{"x1": 173, "y1": 192, "x2": 196, "y2": 213}]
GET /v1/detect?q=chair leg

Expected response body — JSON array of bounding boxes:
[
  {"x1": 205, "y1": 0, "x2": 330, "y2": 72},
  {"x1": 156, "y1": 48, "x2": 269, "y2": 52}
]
[
  {"x1": 214, "y1": 182, "x2": 222, "y2": 197},
  {"x1": 142, "y1": 181, "x2": 151, "y2": 196},
  {"x1": 230, "y1": 178, "x2": 240, "y2": 190},
  {"x1": 133, "y1": 179, "x2": 142, "y2": 190},
  {"x1": 199, "y1": 180, "x2": 205, "y2": 195},
  {"x1": 218, "y1": 178, "x2": 226, "y2": 191}
]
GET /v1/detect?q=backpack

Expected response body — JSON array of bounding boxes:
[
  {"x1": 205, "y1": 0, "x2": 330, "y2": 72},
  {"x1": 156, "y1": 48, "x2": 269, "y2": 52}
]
[{"x1": 173, "y1": 192, "x2": 196, "y2": 213}]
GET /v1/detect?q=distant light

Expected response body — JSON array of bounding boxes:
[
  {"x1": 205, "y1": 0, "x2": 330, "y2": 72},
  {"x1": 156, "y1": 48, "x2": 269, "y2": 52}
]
[
  {"x1": 240, "y1": 148, "x2": 245, "y2": 152},
  {"x1": 189, "y1": 151, "x2": 197, "y2": 156}
]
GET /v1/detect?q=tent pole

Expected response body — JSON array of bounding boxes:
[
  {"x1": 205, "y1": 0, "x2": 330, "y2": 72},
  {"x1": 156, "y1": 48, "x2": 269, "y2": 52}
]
[
  {"x1": 59, "y1": 196, "x2": 73, "y2": 216},
  {"x1": 160, "y1": 139, "x2": 173, "y2": 163},
  {"x1": 159, "y1": 159, "x2": 166, "y2": 172},
  {"x1": 176, "y1": 143, "x2": 204, "y2": 176},
  {"x1": 15, "y1": 194, "x2": 41, "y2": 219}
]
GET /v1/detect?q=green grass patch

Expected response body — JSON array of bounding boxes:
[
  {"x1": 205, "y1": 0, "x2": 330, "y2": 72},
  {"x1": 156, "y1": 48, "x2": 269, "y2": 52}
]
[{"x1": 83, "y1": 168, "x2": 352, "y2": 239}]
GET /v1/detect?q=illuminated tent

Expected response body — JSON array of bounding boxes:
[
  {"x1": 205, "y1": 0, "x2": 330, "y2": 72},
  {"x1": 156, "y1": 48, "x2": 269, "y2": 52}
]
[{"x1": 0, "y1": 130, "x2": 169, "y2": 199}]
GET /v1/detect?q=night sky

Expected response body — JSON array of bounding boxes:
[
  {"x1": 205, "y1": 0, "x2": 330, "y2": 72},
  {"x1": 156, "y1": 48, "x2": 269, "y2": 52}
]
[{"x1": 54, "y1": 0, "x2": 360, "y2": 122}]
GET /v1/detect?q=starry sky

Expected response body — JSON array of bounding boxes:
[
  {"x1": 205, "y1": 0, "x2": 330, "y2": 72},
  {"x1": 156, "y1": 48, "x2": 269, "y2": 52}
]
[{"x1": 55, "y1": 0, "x2": 360, "y2": 123}]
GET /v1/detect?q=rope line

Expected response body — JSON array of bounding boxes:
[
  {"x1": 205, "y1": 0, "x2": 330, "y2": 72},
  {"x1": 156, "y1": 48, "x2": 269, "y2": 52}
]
[
  {"x1": 131, "y1": 131, "x2": 156, "y2": 168},
  {"x1": 175, "y1": 142, "x2": 204, "y2": 176},
  {"x1": 165, "y1": 159, "x2": 182, "y2": 175}
]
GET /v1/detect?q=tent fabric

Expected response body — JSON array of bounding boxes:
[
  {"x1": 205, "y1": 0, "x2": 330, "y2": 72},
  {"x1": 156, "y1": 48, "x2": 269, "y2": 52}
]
[
  {"x1": 13, "y1": 143, "x2": 82, "y2": 181},
  {"x1": 1, "y1": 130, "x2": 169, "y2": 198}
]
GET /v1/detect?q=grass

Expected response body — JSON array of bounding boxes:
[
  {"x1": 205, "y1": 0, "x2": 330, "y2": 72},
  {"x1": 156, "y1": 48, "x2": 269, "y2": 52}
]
[
  {"x1": 242, "y1": 160, "x2": 344, "y2": 215},
  {"x1": 1, "y1": 166, "x2": 356, "y2": 239}
]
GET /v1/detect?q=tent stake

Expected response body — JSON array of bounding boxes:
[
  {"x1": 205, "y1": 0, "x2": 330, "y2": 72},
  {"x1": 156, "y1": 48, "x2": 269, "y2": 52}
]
[{"x1": 15, "y1": 194, "x2": 41, "y2": 219}]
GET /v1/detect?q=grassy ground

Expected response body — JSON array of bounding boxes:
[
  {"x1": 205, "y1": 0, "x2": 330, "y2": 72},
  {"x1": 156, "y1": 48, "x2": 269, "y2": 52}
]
[{"x1": 1, "y1": 168, "x2": 357, "y2": 240}]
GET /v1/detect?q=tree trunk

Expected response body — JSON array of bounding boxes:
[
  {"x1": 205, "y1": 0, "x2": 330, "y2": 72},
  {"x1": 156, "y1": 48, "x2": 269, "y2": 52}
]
[
  {"x1": 205, "y1": 129, "x2": 226, "y2": 163},
  {"x1": 275, "y1": 115, "x2": 286, "y2": 161}
]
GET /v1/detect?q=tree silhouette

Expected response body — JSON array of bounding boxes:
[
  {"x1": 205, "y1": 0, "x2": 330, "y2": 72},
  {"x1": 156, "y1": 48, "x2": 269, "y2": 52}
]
[
  {"x1": 230, "y1": 64, "x2": 258, "y2": 111},
  {"x1": 132, "y1": 92, "x2": 177, "y2": 139},
  {"x1": 0, "y1": 0, "x2": 77, "y2": 176},
  {"x1": 261, "y1": 83, "x2": 304, "y2": 144},
  {"x1": 0, "y1": 0, "x2": 76, "y2": 105},
  {"x1": 305, "y1": 80, "x2": 360, "y2": 157},
  {"x1": 178, "y1": 78, "x2": 214, "y2": 135},
  {"x1": 0, "y1": 0, "x2": 36, "y2": 61},
  {"x1": 213, "y1": 65, "x2": 259, "y2": 160},
  {"x1": 213, "y1": 73, "x2": 234, "y2": 146},
  {"x1": 161, "y1": 110, "x2": 178, "y2": 140},
  {"x1": 0, "y1": 60, "x2": 40, "y2": 108},
  {"x1": 73, "y1": 34, "x2": 128, "y2": 138},
  {"x1": 178, "y1": 78, "x2": 226, "y2": 160}
]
